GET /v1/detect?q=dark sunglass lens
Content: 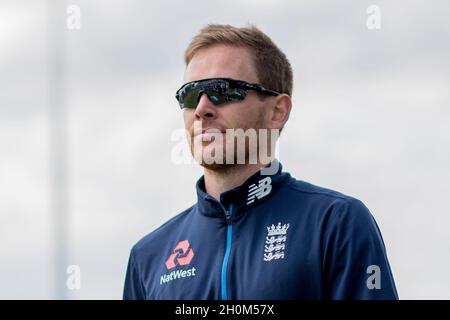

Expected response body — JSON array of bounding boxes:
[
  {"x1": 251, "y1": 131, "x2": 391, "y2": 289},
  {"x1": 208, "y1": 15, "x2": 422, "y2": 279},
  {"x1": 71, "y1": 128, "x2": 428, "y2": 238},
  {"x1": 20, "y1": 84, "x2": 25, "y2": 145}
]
[
  {"x1": 177, "y1": 79, "x2": 250, "y2": 109},
  {"x1": 183, "y1": 89, "x2": 201, "y2": 108},
  {"x1": 206, "y1": 91, "x2": 227, "y2": 105},
  {"x1": 226, "y1": 88, "x2": 246, "y2": 101}
]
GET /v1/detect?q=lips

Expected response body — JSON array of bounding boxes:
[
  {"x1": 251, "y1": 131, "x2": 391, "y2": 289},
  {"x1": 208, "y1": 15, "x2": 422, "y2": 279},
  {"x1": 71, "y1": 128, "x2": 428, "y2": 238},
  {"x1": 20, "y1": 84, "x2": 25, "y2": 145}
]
[
  {"x1": 203, "y1": 127, "x2": 225, "y2": 134},
  {"x1": 193, "y1": 127, "x2": 225, "y2": 137}
]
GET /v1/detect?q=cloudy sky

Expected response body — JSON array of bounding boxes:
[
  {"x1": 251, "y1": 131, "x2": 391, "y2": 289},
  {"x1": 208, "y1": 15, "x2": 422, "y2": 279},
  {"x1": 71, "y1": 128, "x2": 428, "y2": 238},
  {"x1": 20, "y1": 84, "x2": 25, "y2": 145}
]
[{"x1": 1, "y1": 0, "x2": 449, "y2": 299}]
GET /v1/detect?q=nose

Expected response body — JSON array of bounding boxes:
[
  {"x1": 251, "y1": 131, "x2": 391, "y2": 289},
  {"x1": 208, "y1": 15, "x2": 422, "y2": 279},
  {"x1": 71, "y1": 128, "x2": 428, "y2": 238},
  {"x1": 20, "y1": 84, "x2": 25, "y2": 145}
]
[{"x1": 194, "y1": 93, "x2": 218, "y2": 120}]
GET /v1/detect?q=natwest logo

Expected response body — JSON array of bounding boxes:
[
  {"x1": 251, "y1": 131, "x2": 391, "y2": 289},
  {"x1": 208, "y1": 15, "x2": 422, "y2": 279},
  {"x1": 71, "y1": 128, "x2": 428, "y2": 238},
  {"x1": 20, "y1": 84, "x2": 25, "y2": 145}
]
[
  {"x1": 161, "y1": 240, "x2": 197, "y2": 286},
  {"x1": 165, "y1": 240, "x2": 195, "y2": 269}
]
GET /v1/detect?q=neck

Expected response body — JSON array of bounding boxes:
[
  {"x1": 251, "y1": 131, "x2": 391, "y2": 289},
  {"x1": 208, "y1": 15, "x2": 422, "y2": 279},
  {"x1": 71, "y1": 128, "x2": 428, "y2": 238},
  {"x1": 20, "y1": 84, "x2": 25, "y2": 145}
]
[{"x1": 203, "y1": 163, "x2": 265, "y2": 201}]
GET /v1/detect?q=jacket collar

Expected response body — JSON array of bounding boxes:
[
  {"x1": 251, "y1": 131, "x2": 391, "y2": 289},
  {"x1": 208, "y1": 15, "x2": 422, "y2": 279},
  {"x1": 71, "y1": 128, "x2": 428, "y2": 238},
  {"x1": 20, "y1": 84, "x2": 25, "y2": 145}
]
[{"x1": 195, "y1": 160, "x2": 291, "y2": 219}]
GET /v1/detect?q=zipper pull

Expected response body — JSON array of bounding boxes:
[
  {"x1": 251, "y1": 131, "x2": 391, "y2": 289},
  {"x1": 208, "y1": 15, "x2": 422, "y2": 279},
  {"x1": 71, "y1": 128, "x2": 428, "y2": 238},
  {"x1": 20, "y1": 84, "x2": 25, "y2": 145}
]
[{"x1": 225, "y1": 210, "x2": 231, "y2": 225}]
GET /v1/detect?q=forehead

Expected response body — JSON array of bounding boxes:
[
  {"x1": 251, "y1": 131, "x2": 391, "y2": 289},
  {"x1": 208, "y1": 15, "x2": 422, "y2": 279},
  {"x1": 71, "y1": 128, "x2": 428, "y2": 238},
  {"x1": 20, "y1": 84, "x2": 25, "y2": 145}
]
[{"x1": 183, "y1": 45, "x2": 259, "y2": 84}]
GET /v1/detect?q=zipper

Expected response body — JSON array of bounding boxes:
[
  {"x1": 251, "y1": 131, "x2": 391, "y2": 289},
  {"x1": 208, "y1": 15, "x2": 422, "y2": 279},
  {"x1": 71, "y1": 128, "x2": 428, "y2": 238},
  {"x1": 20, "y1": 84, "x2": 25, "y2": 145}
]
[
  {"x1": 221, "y1": 204, "x2": 233, "y2": 300},
  {"x1": 205, "y1": 195, "x2": 233, "y2": 300}
]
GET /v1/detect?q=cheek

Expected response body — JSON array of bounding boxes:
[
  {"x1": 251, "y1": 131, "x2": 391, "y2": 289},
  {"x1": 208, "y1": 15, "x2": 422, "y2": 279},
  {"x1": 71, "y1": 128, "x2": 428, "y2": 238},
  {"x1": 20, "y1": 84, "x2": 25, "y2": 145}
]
[
  {"x1": 226, "y1": 101, "x2": 265, "y2": 128},
  {"x1": 183, "y1": 110, "x2": 194, "y2": 129}
]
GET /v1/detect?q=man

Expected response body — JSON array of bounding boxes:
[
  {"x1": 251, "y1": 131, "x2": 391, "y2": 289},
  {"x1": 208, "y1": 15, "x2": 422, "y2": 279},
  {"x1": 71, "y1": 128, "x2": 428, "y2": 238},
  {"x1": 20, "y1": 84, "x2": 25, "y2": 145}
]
[{"x1": 123, "y1": 24, "x2": 398, "y2": 300}]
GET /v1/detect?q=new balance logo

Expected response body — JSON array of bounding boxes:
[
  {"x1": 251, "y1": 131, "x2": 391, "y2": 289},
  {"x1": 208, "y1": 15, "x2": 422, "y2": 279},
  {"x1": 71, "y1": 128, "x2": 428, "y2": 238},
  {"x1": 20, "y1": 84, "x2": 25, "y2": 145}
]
[{"x1": 247, "y1": 177, "x2": 272, "y2": 205}]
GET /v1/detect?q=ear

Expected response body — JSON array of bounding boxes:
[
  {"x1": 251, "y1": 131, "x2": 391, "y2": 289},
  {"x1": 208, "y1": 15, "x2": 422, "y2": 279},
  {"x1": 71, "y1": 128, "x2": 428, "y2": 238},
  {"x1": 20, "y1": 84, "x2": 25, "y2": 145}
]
[{"x1": 268, "y1": 94, "x2": 292, "y2": 130}]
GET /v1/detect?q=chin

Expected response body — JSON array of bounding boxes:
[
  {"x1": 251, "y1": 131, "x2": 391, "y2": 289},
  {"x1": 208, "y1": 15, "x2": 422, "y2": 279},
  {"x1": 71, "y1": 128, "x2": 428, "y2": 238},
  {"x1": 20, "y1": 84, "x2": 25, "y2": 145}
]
[{"x1": 199, "y1": 162, "x2": 232, "y2": 171}]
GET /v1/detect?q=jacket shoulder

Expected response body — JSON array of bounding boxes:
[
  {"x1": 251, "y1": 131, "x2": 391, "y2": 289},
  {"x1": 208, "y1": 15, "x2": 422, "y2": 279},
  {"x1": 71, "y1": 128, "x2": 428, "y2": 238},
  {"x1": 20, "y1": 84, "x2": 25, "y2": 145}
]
[
  {"x1": 283, "y1": 177, "x2": 372, "y2": 219},
  {"x1": 285, "y1": 178, "x2": 355, "y2": 201}
]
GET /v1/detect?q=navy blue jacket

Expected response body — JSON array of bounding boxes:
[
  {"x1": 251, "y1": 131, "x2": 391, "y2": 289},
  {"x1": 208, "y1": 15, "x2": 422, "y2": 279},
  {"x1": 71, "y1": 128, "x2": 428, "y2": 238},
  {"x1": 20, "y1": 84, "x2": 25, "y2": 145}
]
[{"x1": 123, "y1": 162, "x2": 398, "y2": 300}]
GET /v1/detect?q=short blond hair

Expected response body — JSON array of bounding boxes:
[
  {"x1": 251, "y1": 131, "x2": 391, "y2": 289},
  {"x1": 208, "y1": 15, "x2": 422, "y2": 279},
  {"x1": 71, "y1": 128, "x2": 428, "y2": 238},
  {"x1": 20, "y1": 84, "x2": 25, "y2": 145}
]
[{"x1": 184, "y1": 24, "x2": 293, "y2": 97}]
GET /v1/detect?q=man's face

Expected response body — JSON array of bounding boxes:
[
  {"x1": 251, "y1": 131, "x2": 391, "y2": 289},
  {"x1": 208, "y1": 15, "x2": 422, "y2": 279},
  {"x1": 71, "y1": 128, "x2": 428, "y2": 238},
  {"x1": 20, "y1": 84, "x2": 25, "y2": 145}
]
[{"x1": 182, "y1": 45, "x2": 274, "y2": 170}]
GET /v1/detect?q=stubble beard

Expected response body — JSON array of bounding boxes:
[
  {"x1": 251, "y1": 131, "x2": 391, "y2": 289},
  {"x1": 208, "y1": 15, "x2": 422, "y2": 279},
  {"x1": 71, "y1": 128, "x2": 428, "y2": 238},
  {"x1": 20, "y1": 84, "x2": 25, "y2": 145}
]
[{"x1": 188, "y1": 111, "x2": 271, "y2": 173}]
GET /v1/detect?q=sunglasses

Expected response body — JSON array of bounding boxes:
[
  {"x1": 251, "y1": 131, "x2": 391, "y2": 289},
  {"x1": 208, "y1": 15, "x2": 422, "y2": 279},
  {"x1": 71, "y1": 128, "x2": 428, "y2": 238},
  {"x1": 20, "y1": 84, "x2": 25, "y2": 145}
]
[{"x1": 175, "y1": 77, "x2": 280, "y2": 109}]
